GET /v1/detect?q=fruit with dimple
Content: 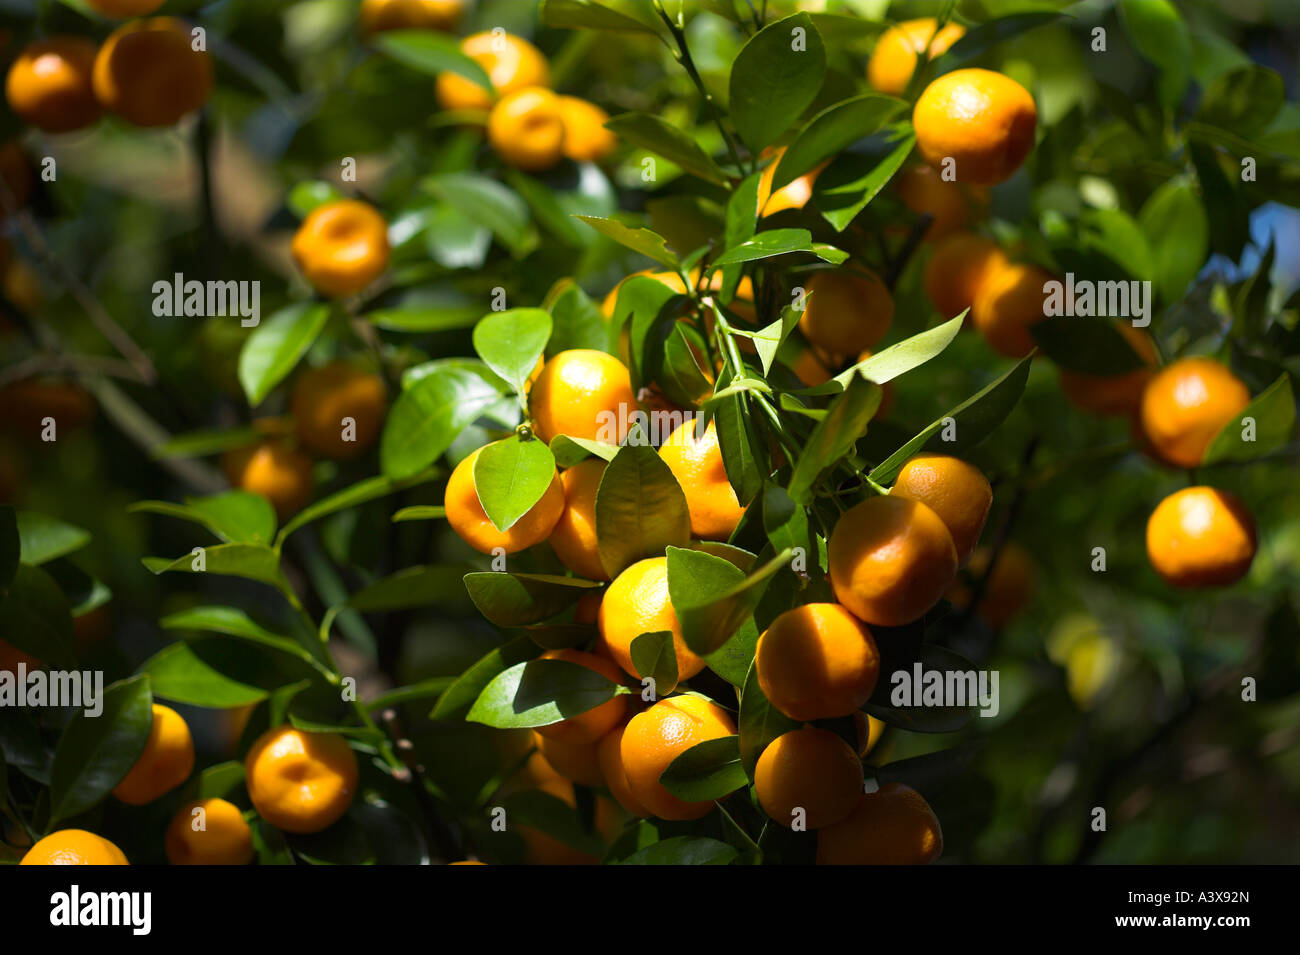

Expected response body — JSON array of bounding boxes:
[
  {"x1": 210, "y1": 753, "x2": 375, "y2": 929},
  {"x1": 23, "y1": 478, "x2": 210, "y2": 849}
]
[
  {"x1": 92, "y1": 18, "x2": 213, "y2": 128},
  {"x1": 620, "y1": 695, "x2": 736, "y2": 820},
  {"x1": 6, "y1": 37, "x2": 101, "y2": 133},
  {"x1": 895, "y1": 165, "x2": 988, "y2": 241},
  {"x1": 550, "y1": 458, "x2": 608, "y2": 580},
  {"x1": 1060, "y1": 324, "x2": 1159, "y2": 417},
  {"x1": 529, "y1": 349, "x2": 637, "y2": 444},
  {"x1": 913, "y1": 68, "x2": 1037, "y2": 186},
  {"x1": 436, "y1": 31, "x2": 549, "y2": 113},
  {"x1": 443, "y1": 443, "x2": 564, "y2": 554},
  {"x1": 971, "y1": 262, "x2": 1053, "y2": 358},
  {"x1": 557, "y1": 96, "x2": 617, "y2": 162},
  {"x1": 532, "y1": 648, "x2": 626, "y2": 744},
  {"x1": 1146, "y1": 486, "x2": 1256, "y2": 589},
  {"x1": 755, "y1": 727, "x2": 863, "y2": 829},
  {"x1": 20, "y1": 829, "x2": 129, "y2": 866},
  {"x1": 890, "y1": 454, "x2": 992, "y2": 566},
  {"x1": 867, "y1": 17, "x2": 966, "y2": 95},
  {"x1": 113, "y1": 704, "x2": 195, "y2": 805},
  {"x1": 244, "y1": 726, "x2": 359, "y2": 834},
  {"x1": 828, "y1": 496, "x2": 958, "y2": 627},
  {"x1": 1138, "y1": 357, "x2": 1250, "y2": 469},
  {"x1": 221, "y1": 439, "x2": 313, "y2": 519},
  {"x1": 291, "y1": 199, "x2": 390, "y2": 298},
  {"x1": 598, "y1": 556, "x2": 706, "y2": 682},
  {"x1": 290, "y1": 361, "x2": 387, "y2": 459},
  {"x1": 924, "y1": 233, "x2": 1008, "y2": 320},
  {"x1": 488, "y1": 87, "x2": 565, "y2": 171},
  {"x1": 755, "y1": 603, "x2": 880, "y2": 721},
  {"x1": 816, "y1": 783, "x2": 943, "y2": 865},
  {"x1": 165, "y1": 798, "x2": 255, "y2": 866},
  {"x1": 799, "y1": 270, "x2": 894, "y2": 357},
  {"x1": 658, "y1": 419, "x2": 745, "y2": 541}
]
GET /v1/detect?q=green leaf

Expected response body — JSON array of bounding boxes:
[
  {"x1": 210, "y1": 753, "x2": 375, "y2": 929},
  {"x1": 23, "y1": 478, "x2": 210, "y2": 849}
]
[
  {"x1": 617, "y1": 835, "x2": 738, "y2": 865},
  {"x1": 425, "y1": 173, "x2": 535, "y2": 258},
  {"x1": 550, "y1": 434, "x2": 620, "y2": 468},
  {"x1": 472, "y1": 308, "x2": 553, "y2": 394},
  {"x1": 348, "y1": 565, "x2": 468, "y2": 612},
  {"x1": 603, "y1": 112, "x2": 729, "y2": 186},
  {"x1": 368, "y1": 291, "x2": 483, "y2": 333},
  {"x1": 144, "y1": 543, "x2": 288, "y2": 592},
  {"x1": 773, "y1": 93, "x2": 906, "y2": 190},
  {"x1": 595, "y1": 442, "x2": 691, "y2": 578},
  {"x1": 0, "y1": 506, "x2": 17, "y2": 590},
  {"x1": 152, "y1": 426, "x2": 263, "y2": 460},
  {"x1": 737, "y1": 662, "x2": 799, "y2": 777},
  {"x1": 864, "y1": 645, "x2": 976, "y2": 734},
  {"x1": 630, "y1": 631, "x2": 678, "y2": 695},
  {"x1": 130, "y1": 491, "x2": 276, "y2": 546},
  {"x1": 507, "y1": 170, "x2": 588, "y2": 247},
  {"x1": 466, "y1": 658, "x2": 623, "y2": 729},
  {"x1": 787, "y1": 374, "x2": 882, "y2": 504},
  {"x1": 365, "y1": 677, "x2": 456, "y2": 712},
  {"x1": 702, "y1": 617, "x2": 759, "y2": 688},
  {"x1": 392, "y1": 505, "x2": 446, "y2": 523},
  {"x1": 1079, "y1": 208, "x2": 1154, "y2": 282},
  {"x1": 1202, "y1": 374, "x2": 1296, "y2": 465},
  {"x1": 473, "y1": 437, "x2": 558, "y2": 533},
  {"x1": 813, "y1": 132, "x2": 914, "y2": 232},
  {"x1": 141, "y1": 642, "x2": 270, "y2": 708},
  {"x1": 712, "y1": 228, "x2": 846, "y2": 267},
  {"x1": 500, "y1": 789, "x2": 604, "y2": 856},
  {"x1": 1118, "y1": 0, "x2": 1190, "y2": 109},
  {"x1": 15, "y1": 511, "x2": 90, "y2": 565},
  {"x1": 539, "y1": 0, "x2": 660, "y2": 33},
  {"x1": 747, "y1": 305, "x2": 801, "y2": 377},
  {"x1": 1139, "y1": 180, "x2": 1209, "y2": 303},
  {"x1": 48, "y1": 675, "x2": 153, "y2": 825},
  {"x1": 195, "y1": 761, "x2": 245, "y2": 800},
  {"x1": 931, "y1": 12, "x2": 1063, "y2": 72},
  {"x1": 0, "y1": 563, "x2": 76, "y2": 668},
  {"x1": 869, "y1": 356, "x2": 1032, "y2": 486},
  {"x1": 573, "y1": 216, "x2": 680, "y2": 268},
  {"x1": 668, "y1": 546, "x2": 789, "y2": 657},
  {"x1": 238, "y1": 303, "x2": 331, "y2": 407},
  {"x1": 160, "y1": 606, "x2": 313, "y2": 663},
  {"x1": 463, "y1": 572, "x2": 602, "y2": 627},
  {"x1": 431, "y1": 635, "x2": 542, "y2": 720},
  {"x1": 279, "y1": 469, "x2": 439, "y2": 543},
  {"x1": 657, "y1": 322, "x2": 715, "y2": 409},
  {"x1": 380, "y1": 366, "x2": 503, "y2": 479},
  {"x1": 721, "y1": 171, "x2": 761, "y2": 301},
  {"x1": 546, "y1": 281, "x2": 609, "y2": 354},
  {"x1": 714, "y1": 393, "x2": 764, "y2": 506},
  {"x1": 287, "y1": 180, "x2": 344, "y2": 218},
  {"x1": 420, "y1": 203, "x2": 492, "y2": 269},
  {"x1": 831, "y1": 313, "x2": 964, "y2": 389},
  {"x1": 659, "y1": 735, "x2": 748, "y2": 801},
  {"x1": 1030, "y1": 318, "x2": 1147, "y2": 375},
  {"x1": 729, "y1": 13, "x2": 826, "y2": 154},
  {"x1": 373, "y1": 29, "x2": 492, "y2": 88},
  {"x1": 1195, "y1": 64, "x2": 1283, "y2": 140}
]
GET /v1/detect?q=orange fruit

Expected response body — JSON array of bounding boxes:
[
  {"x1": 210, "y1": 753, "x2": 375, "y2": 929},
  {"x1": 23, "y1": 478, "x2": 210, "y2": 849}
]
[
  {"x1": 6, "y1": 37, "x2": 101, "y2": 134},
  {"x1": 596, "y1": 721, "x2": 650, "y2": 817},
  {"x1": 557, "y1": 95, "x2": 617, "y2": 162},
  {"x1": 890, "y1": 453, "x2": 992, "y2": 565},
  {"x1": 0, "y1": 378, "x2": 95, "y2": 439},
  {"x1": 620, "y1": 695, "x2": 736, "y2": 820},
  {"x1": 756, "y1": 145, "x2": 828, "y2": 217},
  {"x1": 532, "y1": 648, "x2": 627, "y2": 744},
  {"x1": 359, "y1": 0, "x2": 462, "y2": 33},
  {"x1": 1059, "y1": 325, "x2": 1159, "y2": 417},
  {"x1": 754, "y1": 727, "x2": 863, "y2": 829},
  {"x1": 828, "y1": 495, "x2": 958, "y2": 627},
  {"x1": 971, "y1": 262, "x2": 1053, "y2": 358},
  {"x1": 1146, "y1": 486, "x2": 1256, "y2": 589},
  {"x1": 221, "y1": 439, "x2": 313, "y2": 519},
  {"x1": 5, "y1": 258, "x2": 43, "y2": 315},
  {"x1": 658, "y1": 418, "x2": 745, "y2": 541},
  {"x1": 598, "y1": 556, "x2": 707, "y2": 682},
  {"x1": 950, "y1": 543, "x2": 1035, "y2": 629},
  {"x1": 528, "y1": 349, "x2": 637, "y2": 445},
  {"x1": 854, "y1": 711, "x2": 886, "y2": 757},
  {"x1": 867, "y1": 17, "x2": 966, "y2": 95},
  {"x1": 20, "y1": 830, "x2": 128, "y2": 866},
  {"x1": 86, "y1": 0, "x2": 166, "y2": 14},
  {"x1": 244, "y1": 726, "x2": 359, "y2": 834},
  {"x1": 799, "y1": 270, "x2": 894, "y2": 357},
  {"x1": 92, "y1": 18, "x2": 213, "y2": 128},
  {"x1": 165, "y1": 797, "x2": 255, "y2": 866},
  {"x1": 502, "y1": 750, "x2": 619, "y2": 864},
  {"x1": 913, "y1": 68, "x2": 1037, "y2": 186},
  {"x1": 443, "y1": 443, "x2": 564, "y2": 554},
  {"x1": 488, "y1": 86, "x2": 565, "y2": 171},
  {"x1": 290, "y1": 361, "x2": 388, "y2": 460},
  {"x1": 113, "y1": 703, "x2": 195, "y2": 805},
  {"x1": 924, "y1": 233, "x2": 1008, "y2": 320},
  {"x1": 532, "y1": 731, "x2": 604, "y2": 787},
  {"x1": 574, "y1": 591, "x2": 602, "y2": 625},
  {"x1": 816, "y1": 783, "x2": 943, "y2": 865},
  {"x1": 1138, "y1": 357, "x2": 1250, "y2": 469},
  {"x1": 895, "y1": 165, "x2": 987, "y2": 241},
  {"x1": 435, "y1": 31, "x2": 549, "y2": 113},
  {"x1": 291, "y1": 199, "x2": 390, "y2": 299},
  {"x1": 755, "y1": 603, "x2": 880, "y2": 721},
  {"x1": 551, "y1": 458, "x2": 608, "y2": 580}
]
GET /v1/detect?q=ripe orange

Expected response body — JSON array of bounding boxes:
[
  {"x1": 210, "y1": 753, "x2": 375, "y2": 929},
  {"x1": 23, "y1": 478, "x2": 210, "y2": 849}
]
[
  {"x1": 950, "y1": 542, "x2": 1035, "y2": 629},
  {"x1": 532, "y1": 731, "x2": 604, "y2": 787},
  {"x1": 854, "y1": 711, "x2": 886, "y2": 757},
  {"x1": 658, "y1": 418, "x2": 745, "y2": 541},
  {"x1": 359, "y1": 0, "x2": 462, "y2": 33},
  {"x1": 971, "y1": 261, "x2": 1053, "y2": 358},
  {"x1": 86, "y1": 0, "x2": 166, "y2": 14},
  {"x1": 528, "y1": 349, "x2": 637, "y2": 445},
  {"x1": 596, "y1": 721, "x2": 650, "y2": 816},
  {"x1": 550, "y1": 458, "x2": 608, "y2": 580},
  {"x1": 557, "y1": 96, "x2": 617, "y2": 162},
  {"x1": 895, "y1": 165, "x2": 988, "y2": 241},
  {"x1": 913, "y1": 68, "x2": 1037, "y2": 186},
  {"x1": 867, "y1": 18, "x2": 966, "y2": 95},
  {"x1": 924, "y1": 233, "x2": 1008, "y2": 320},
  {"x1": 1146, "y1": 486, "x2": 1256, "y2": 588},
  {"x1": 488, "y1": 86, "x2": 565, "y2": 171},
  {"x1": 1059, "y1": 325, "x2": 1159, "y2": 417},
  {"x1": 754, "y1": 727, "x2": 863, "y2": 829},
  {"x1": 164, "y1": 797, "x2": 255, "y2": 866},
  {"x1": 436, "y1": 31, "x2": 549, "y2": 113},
  {"x1": 620, "y1": 695, "x2": 736, "y2": 820},
  {"x1": 598, "y1": 556, "x2": 706, "y2": 682},
  {"x1": 20, "y1": 829, "x2": 128, "y2": 866},
  {"x1": 755, "y1": 602, "x2": 880, "y2": 721},
  {"x1": 799, "y1": 270, "x2": 894, "y2": 357},
  {"x1": 756, "y1": 145, "x2": 827, "y2": 217},
  {"x1": 221, "y1": 439, "x2": 314, "y2": 519},
  {"x1": 290, "y1": 361, "x2": 388, "y2": 460},
  {"x1": 92, "y1": 18, "x2": 213, "y2": 128},
  {"x1": 505, "y1": 751, "x2": 619, "y2": 864},
  {"x1": 816, "y1": 783, "x2": 943, "y2": 865},
  {"x1": 1138, "y1": 357, "x2": 1250, "y2": 469},
  {"x1": 443, "y1": 443, "x2": 564, "y2": 554},
  {"x1": 244, "y1": 726, "x2": 359, "y2": 834},
  {"x1": 291, "y1": 199, "x2": 390, "y2": 299},
  {"x1": 532, "y1": 648, "x2": 627, "y2": 744},
  {"x1": 113, "y1": 703, "x2": 195, "y2": 805},
  {"x1": 6, "y1": 37, "x2": 101, "y2": 134},
  {"x1": 890, "y1": 453, "x2": 992, "y2": 566},
  {"x1": 829, "y1": 495, "x2": 958, "y2": 627}
]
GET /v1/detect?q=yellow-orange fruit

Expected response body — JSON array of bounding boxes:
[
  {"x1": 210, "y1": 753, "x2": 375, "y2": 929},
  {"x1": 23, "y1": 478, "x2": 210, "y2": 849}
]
[
  {"x1": 755, "y1": 603, "x2": 880, "y2": 721},
  {"x1": 756, "y1": 145, "x2": 828, "y2": 217},
  {"x1": 1146, "y1": 486, "x2": 1256, "y2": 589},
  {"x1": 20, "y1": 829, "x2": 129, "y2": 865},
  {"x1": 816, "y1": 783, "x2": 943, "y2": 865},
  {"x1": 113, "y1": 704, "x2": 195, "y2": 805},
  {"x1": 359, "y1": 0, "x2": 462, "y2": 34},
  {"x1": 529, "y1": 349, "x2": 637, "y2": 445},
  {"x1": 658, "y1": 419, "x2": 745, "y2": 541},
  {"x1": 291, "y1": 199, "x2": 390, "y2": 298},
  {"x1": 443, "y1": 443, "x2": 564, "y2": 554},
  {"x1": 949, "y1": 543, "x2": 1035, "y2": 629},
  {"x1": 6, "y1": 37, "x2": 101, "y2": 133},
  {"x1": 598, "y1": 556, "x2": 706, "y2": 682},
  {"x1": 290, "y1": 361, "x2": 387, "y2": 459},
  {"x1": 754, "y1": 727, "x2": 863, "y2": 829},
  {"x1": 244, "y1": 726, "x2": 359, "y2": 834},
  {"x1": 92, "y1": 18, "x2": 213, "y2": 128},
  {"x1": 1059, "y1": 325, "x2": 1159, "y2": 417},
  {"x1": 435, "y1": 31, "x2": 549, "y2": 113},
  {"x1": 488, "y1": 86, "x2": 565, "y2": 171},
  {"x1": 551, "y1": 458, "x2": 608, "y2": 580},
  {"x1": 558, "y1": 96, "x2": 616, "y2": 162},
  {"x1": 620, "y1": 695, "x2": 735, "y2": 820},
  {"x1": 165, "y1": 798, "x2": 255, "y2": 866},
  {"x1": 867, "y1": 18, "x2": 966, "y2": 95},
  {"x1": 924, "y1": 233, "x2": 1008, "y2": 320},
  {"x1": 799, "y1": 270, "x2": 894, "y2": 357},
  {"x1": 221, "y1": 440, "x2": 313, "y2": 519},
  {"x1": 971, "y1": 262, "x2": 1053, "y2": 358},
  {"x1": 913, "y1": 68, "x2": 1037, "y2": 186},
  {"x1": 890, "y1": 454, "x2": 993, "y2": 566},
  {"x1": 532, "y1": 648, "x2": 627, "y2": 744},
  {"x1": 596, "y1": 721, "x2": 650, "y2": 816},
  {"x1": 1138, "y1": 357, "x2": 1250, "y2": 469},
  {"x1": 895, "y1": 165, "x2": 987, "y2": 241},
  {"x1": 532, "y1": 731, "x2": 604, "y2": 787}
]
